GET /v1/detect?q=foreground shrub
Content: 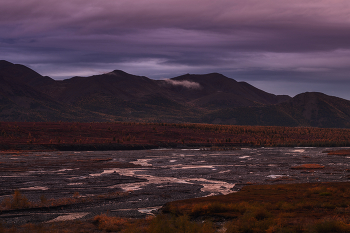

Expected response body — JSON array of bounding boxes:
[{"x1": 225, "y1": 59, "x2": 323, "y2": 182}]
[
  {"x1": 311, "y1": 219, "x2": 350, "y2": 233},
  {"x1": 1, "y1": 190, "x2": 31, "y2": 210},
  {"x1": 93, "y1": 214, "x2": 128, "y2": 232}
]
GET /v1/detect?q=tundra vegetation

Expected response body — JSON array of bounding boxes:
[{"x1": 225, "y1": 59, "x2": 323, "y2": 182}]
[{"x1": 1, "y1": 122, "x2": 350, "y2": 150}]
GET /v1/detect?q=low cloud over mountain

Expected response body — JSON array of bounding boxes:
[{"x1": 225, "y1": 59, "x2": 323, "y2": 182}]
[{"x1": 163, "y1": 79, "x2": 201, "y2": 89}]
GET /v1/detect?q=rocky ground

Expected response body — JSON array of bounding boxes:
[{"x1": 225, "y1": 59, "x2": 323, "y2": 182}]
[{"x1": 1, "y1": 147, "x2": 350, "y2": 226}]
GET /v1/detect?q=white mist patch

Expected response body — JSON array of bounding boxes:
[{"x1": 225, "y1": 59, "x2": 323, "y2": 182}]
[{"x1": 164, "y1": 79, "x2": 201, "y2": 89}]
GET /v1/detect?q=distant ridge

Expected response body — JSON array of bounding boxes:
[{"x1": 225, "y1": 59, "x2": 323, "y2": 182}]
[
  {"x1": 279, "y1": 92, "x2": 350, "y2": 128},
  {"x1": 164, "y1": 73, "x2": 290, "y2": 108},
  {"x1": 0, "y1": 60, "x2": 55, "y2": 87},
  {"x1": 1, "y1": 60, "x2": 350, "y2": 128}
]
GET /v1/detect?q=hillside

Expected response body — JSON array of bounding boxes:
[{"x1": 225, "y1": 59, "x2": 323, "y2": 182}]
[
  {"x1": 0, "y1": 61, "x2": 114, "y2": 122},
  {"x1": 203, "y1": 92, "x2": 350, "y2": 128},
  {"x1": 279, "y1": 92, "x2": 350, "y2": 128},
  {"x1": 164, "y1": 73, "x2": 290, "y2": 107},
  {"x1": 1, "y1": 60, "x2": 350, "y2": 128}
]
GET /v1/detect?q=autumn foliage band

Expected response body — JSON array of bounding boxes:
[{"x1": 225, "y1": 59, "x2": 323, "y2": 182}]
[{"x1": 1, "y1": 122, "x2": 350, "y2": 150}]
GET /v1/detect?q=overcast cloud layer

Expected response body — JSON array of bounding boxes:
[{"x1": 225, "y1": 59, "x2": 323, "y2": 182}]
[{"x1": 1, "y1": 0, "x2": 350, "y2": 99}]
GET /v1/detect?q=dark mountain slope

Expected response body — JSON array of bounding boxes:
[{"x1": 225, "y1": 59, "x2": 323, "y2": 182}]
[
  {"x1": 0, "y1": 73, "x2": 113, "y2": 122},
  {"x1": 0, "y1": 60, "x2": 54, "y2": 87},
  {"x1": 0, "y1": 76, "x2": 66, "y2": 121},
  {"x1": 279, "y1": 92, "x2": 350, "y2": 128},
  {"x1": 2, "y1": 60, "x2": 350, "y2": 128},
  {"x1": 159, "y1": 73, "x2": 291, "y2": 108},
  {"x1": 202, "y1": 105, "x2": 300, "y2": 126},
  {"x1": 238, "y1": 81, "x2": 291, "y2": 104},
  {"x1": 36, "y1": 70, "x2": 196, "y2": 121},
  {"x1": 203, "y1": 92, "x2": 350, "y2": 128},
  {"x1": 44, "y1": 70, "x2": 165, "y2": 102}
]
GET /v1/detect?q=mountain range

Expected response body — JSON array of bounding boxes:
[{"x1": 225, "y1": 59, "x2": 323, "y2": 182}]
[{"x1": 1, "y1": 60, "x2": 350, "y2": 128}]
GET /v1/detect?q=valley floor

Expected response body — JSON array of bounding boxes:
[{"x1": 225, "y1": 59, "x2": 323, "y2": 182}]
[{"x1": 1, "y1": 148, "x2": 350, "y2": 232}]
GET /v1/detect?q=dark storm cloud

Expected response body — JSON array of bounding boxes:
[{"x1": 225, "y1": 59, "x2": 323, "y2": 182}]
[{"x1": 1, "y1": 0, "x2": 350, "y2": 99}]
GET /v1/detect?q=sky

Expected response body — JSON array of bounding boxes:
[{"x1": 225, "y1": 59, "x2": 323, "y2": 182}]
[{"x1": 1, "y1": 0, "x2": 350, "y2": 99}]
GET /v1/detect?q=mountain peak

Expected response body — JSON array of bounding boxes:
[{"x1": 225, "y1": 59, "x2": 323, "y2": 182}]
[
  {"x1": 0, "y1": 61, "x2": 55, "y2": 87},
  {"x1": 0, "y1": 60, "x2": 14, "y2": 68},
  {"x1": 291, "y1": 92, "x2": 343, "y2": 101},
  {"x1": 174, "y1": 72, "x2": 233, "y2": 81},
  {"x1": 111, "y1": 69, "x2": 130, "y2": 75},
  {"x1": 105, "y1": 70, "x2": 150, "y2": 80},
  {"x1": 294, "y1": 91, "x2": 326, "y2": 97}
]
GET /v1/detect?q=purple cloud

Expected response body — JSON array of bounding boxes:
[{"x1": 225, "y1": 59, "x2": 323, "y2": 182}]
[{"x1": 1, "y1": 0, "x2": 350, "y2": 99}]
